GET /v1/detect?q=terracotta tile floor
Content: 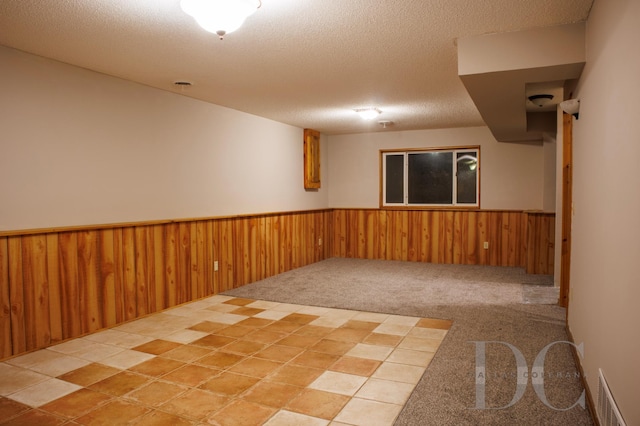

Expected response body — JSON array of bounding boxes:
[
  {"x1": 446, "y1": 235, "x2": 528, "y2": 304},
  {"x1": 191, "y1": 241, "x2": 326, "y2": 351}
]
[{"x1": 0, "y1": 295, "x2": 451, "y2": 425}]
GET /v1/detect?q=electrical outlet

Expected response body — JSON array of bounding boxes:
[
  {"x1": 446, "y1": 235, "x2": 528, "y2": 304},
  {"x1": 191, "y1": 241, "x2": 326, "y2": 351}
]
[
  {"x1": 214, "y1": 260, "x2": 219, "y2": 271},
  {"x1": 483, "y1": 241, "x2": 489, "y2": 249},
  {"x1": 318, "y1": 238, "x2": 322, "y2": 246}
]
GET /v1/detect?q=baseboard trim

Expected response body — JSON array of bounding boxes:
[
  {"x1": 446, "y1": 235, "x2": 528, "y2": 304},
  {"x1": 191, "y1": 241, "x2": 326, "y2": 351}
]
[{"x1": 566, "y1": 325, "x2": 600, "y2": 426}]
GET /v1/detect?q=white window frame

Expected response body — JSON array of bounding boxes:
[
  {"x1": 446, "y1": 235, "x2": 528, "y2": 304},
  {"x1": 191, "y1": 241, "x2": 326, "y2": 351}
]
[{"x1": 381, "y1": 147, "x2": 480, "y2": 208}]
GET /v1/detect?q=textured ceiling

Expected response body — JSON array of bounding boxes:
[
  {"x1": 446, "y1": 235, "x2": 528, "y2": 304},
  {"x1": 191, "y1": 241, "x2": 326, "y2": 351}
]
[{"x1": 0, "y1": 0, "x2": 593, "y2": 135}]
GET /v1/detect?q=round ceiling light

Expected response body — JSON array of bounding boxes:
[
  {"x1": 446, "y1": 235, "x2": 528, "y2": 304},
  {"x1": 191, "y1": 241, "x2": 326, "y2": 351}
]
[{"x1": 528, "y1": 94, "x2": 554, "y2": 108}]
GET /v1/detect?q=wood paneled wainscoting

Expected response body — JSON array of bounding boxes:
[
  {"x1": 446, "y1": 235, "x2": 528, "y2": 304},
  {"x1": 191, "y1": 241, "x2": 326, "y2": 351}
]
[
  {"x1": 0, "y1": 208, "x2": 553, "y2": 360},
  {"x1": 330, "y1": 209, "x2": 554, "y2": 273},
  {"x1": 0, "y1": 210, "x2": 331, "y2": 359}
]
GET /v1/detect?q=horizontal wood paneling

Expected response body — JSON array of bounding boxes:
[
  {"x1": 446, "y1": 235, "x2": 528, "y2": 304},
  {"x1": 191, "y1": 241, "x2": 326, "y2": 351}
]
[
  {"x1": 330, "y1": 209, "x2": 554, "y2": 273},
  {"x1": 0, "y1": 210, "x2": 331, "y2": 359}
]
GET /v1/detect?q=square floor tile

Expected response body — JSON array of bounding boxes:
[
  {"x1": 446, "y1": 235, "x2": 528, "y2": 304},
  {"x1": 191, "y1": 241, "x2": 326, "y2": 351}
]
[
  {"x1": 223, "y1": 339, "x2": 266, "y2": 356},
  {"x1": 206, "y1": 399, "x2": 276, "y2": 426},
  {"x1": 159, "y1": 388, "x2": 230, "y2": 421},
  {"x1": 161, "y1": 363, "x2": 220, "y2": 387},
  {"x1": 334, "y1": 398, "x2": 403, "y2": 426},
  {"x1": 254, "y1": 310, "x2": 292, "y2": 321},
  {"x1": 255, "y1": 345, "x2": 305, "y2": 363},
  {"x1": 191, "y1": 334, "x2": 236, "y2": 349},
  {"x1": 245, "y1": 329, "x2": 287, "y2": 345},
  {"x1": 237, "y1": 317, "x2": 275, "y2": 328},
  {"x1": 269, "y1": 303, "x2": 304, "y2": 313},
  {"x1": 133, "y1": 339, "x2": 182, "y2": 355},
  {"x1": 398, "y1": 336, "x2": 442, "y2": 352},
  {"x1": 387, "y1": 348, "x2": 434, "y2": 367},
  {"x1": 56, "y1": 363, "x2": 121, "y2": 387},
  {"x1": 268, "y1": 365, "x2": 324, "y2": 387},
  {"x1": 6, "y1": 349, "x2": 66, "y2": 369},
  {"x1": 88, "y1": 371, "x2": 151, "y2": 397},
  {"x1": 160, "y1": 344, "x2": 212, "y2": 363},
  {"x1": 135, "y1": 410, "x2": 195, "y2": 426},
  {"x1": 125, "y1": 380, "x2": 188, "y2": 407},
  {"x1": 281, "y1": 313, "x2": 320, "y2": 325},
  {"x1": 297, "y1": 306, "x2": 331, "y2": 316},
  {"x1": 355, "y1": 378, "x2": 415, "y2": 405},
  {"x1": 277, "y1": 334, "x2": 321, "y2": 349},
  {"x1": 345, "y1": 343, "x2": 393, "y2": 361},
  {"x1": 291, "y1": 350, "x2": 339, "y2": 370},
  {"x1": 99, "y1": 349, "x2": 156, "y2": 369},
  {"x1": 197, "y1": 351, "x2": 245, "y2": 369},
  {"x1": 129, "y1": 357, "x2": 185, "y2": 377},
  {"x1": 47, "y1": 340, "x2": 124, "y2": 362},
  {"x1": 372, "y1": 323, "x2": 412, "y2": 337},
  {"x1": 363, "y1": 333, "x2": 403, "y2": 347},
  {"x1": 325, "y1": 328, "x2": 370, "y2": 343},
  {"x1": 329, "y1": 356, "x2": 381, "y2": 377},
  {"x1": 199, "y1": 371, "x2": 260, "y2": 396},
  {"x1": 206, "y1": 303, "x2": 242, "y2": 314},
  {"x1": 308, "y1": 371, "x2": 367, "y2": 396},
  {"x1": 9, "y1": 378, "x2": 81, "y2": 407},
  {"x1": 0, "y1": 363, "x2": 49, "y2": 395},
  {"x1": 0, "y1": 396, "x2": 31, "y2": 421},
  {"x1": 245, "y1": 300, "x2": 281, "y2": 310},
  {"x1": 83, "y1": 329, "x2": 154, "y2": 348},
  {"x1": 264, "y1": 410, "x2": 329, "y2": 426},
  {"x1": 231, "y1": 306, "x2": 265, "y2": 317},
  {"x1": 242, "y1": 381, "x2": 303, "y2": 408},
  {"x1": 294, "y1": 325, "x2": 334, "y2": 338},
  {"x1": 228, "y1": 357, "x2": 283, "y2": 378},
  {"x1": 223, "y1": 297, "x2": 255, "y2": 306},
  {"x1": 416, "y1": 318, "x2": 452, "y2": 330},
  {"x1": 371, "y1": 362, "x2": 425, "y2": 384},
  {"x1": 40, "y1": 388, "x2": 112, "y2": 418},
  {"x1": 205, "y1": 312, "x2": 249, "y2": 325},
  {"x1": 75, "y1": 399, "x2": 150, "y2": 424},
  {"x1": 188, "y1": 321, "x2": 228, "y2": 333},
  {"x1": 309, "y1": 339, "x2": 356, "y2": 356},
  {"x1": 407, "y1": 326, "x2": 448, "y2": 340},
  {"x1": 1, "y1": 408, "x2": 67, "y2": 425},
  {"x1": 352, "y1": 312, "x2": 390, "y2": 323},
  {"x1": 216, "y1": 325, "x2": 255, "y2": 338},
  {"x1": 286, "y1": 388, "x2": 350, "y2": 420},
  {"x1": 383, "y1": 315, "x2": 419, "y2": 327},
  {"x1": 164, "y1": 329, "x2": 210, "y2": 344},
  {"x1": 309, "y1": 316, "x2": 349, "y2": 328},
  {"x1": 264, "y1": 321, "x2": 304, "y2": 334}
]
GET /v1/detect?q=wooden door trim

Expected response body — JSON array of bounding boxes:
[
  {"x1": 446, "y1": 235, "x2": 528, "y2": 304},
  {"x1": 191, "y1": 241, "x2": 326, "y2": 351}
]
[{"x1": 559, "y1": 112, "x2": 573, "y2": 310}]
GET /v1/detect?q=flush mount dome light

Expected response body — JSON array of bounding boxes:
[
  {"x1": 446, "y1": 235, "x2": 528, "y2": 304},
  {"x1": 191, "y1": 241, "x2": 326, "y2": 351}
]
[
  {"x1": 354, "y1": 108, "x2": 382, "y2": 120},
  {"x1": 180, "y1": 0, "x2": 261, "y2": 39},
  {"x1": 528, "y1": 94, "x2": 554, "y2": 108}
]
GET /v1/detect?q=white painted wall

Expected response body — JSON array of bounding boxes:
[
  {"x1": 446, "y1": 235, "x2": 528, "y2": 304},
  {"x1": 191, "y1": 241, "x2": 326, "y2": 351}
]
[
  {"x1": 327, "y1": 127, "x2": 546, "y2": 210},
  {"x1": 0, "y1": 46, "x2": 328, "y2": 231},
  {"x1": 568, "y1": 0, "x2": 640, "y2": 424}
]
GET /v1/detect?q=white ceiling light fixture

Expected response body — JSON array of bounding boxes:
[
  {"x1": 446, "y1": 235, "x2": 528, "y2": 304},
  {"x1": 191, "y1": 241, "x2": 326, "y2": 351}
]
[
  {"x1": 354, "y1": 108, "x2": 382, "y2": 120},
  {"x1": 180, "y1": 0, "x2": 261, "y2": 40},
  {"x1": 527, "y1": 94, "x2": 554, "y2": 108}
]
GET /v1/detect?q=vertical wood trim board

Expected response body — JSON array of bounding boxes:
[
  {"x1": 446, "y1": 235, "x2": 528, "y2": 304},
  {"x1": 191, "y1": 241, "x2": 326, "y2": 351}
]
[{"x1": 0, "y1": 210, "x2": 331, "y2": 359}]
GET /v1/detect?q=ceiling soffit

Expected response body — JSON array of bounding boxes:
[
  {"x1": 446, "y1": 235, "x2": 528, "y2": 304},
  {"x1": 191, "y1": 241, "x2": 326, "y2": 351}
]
[{"x1": 458, "y1": 23, "x2": 586, "y2": 143}]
